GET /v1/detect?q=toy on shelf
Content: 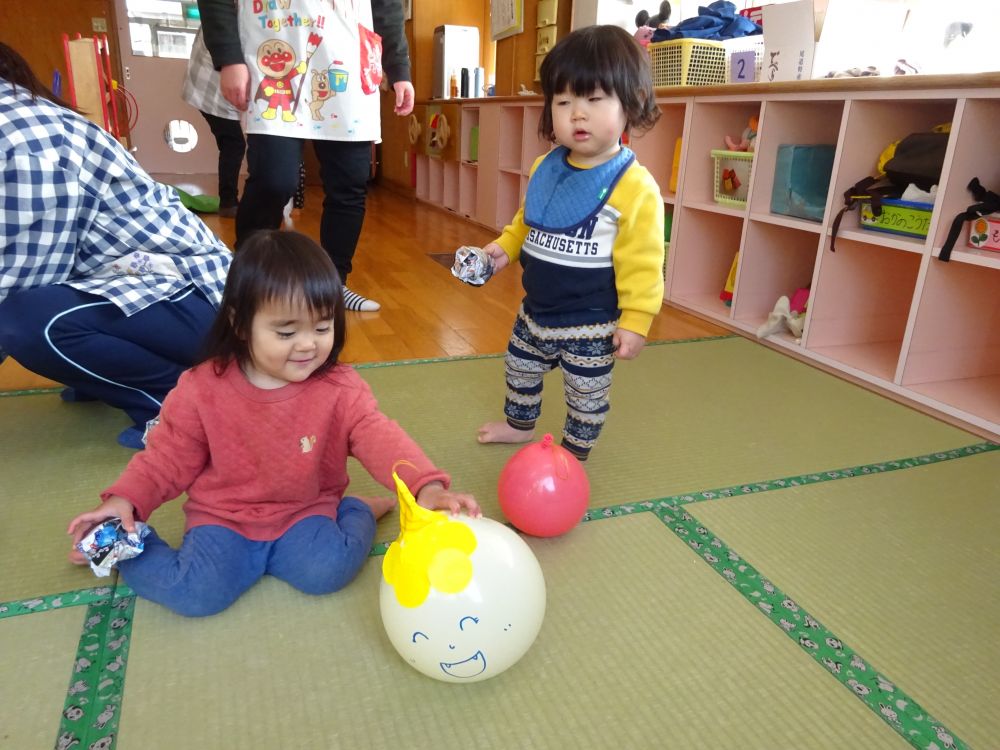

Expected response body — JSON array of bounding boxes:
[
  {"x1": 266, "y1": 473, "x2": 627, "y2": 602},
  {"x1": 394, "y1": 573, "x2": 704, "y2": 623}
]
[
  {"x1": 725, "y1": 116, "x2": 758, "y2": 152},
  {"x1": 756, "y1": 287, "x2": 810, "y2": 340},
  {"x1": 634, "y1": 1, "x2": 672, "y2": 47}
]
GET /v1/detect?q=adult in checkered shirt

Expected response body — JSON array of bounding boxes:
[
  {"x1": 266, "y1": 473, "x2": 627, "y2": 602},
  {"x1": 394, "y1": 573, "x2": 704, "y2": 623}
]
[
  {"x1": 0, "y1": 42, "x2": 232, "y2": 449},
  {"x1": 183, "y1": 27, "x2": 245, "y2": 218}
]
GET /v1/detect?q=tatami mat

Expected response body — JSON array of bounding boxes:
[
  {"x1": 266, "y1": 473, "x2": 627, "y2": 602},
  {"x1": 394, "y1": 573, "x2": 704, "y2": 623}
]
[
  {"x1": 350, "y1": 337, "x2": 976, "y2": 526},
  {"x1": 1, "y1": 337, "x2": 980, "y2": 600},
  {"x1": 0, "y1": 606, "x2": 87, "y2": 748},
  {"x1": 0, "y1": 396, "x2": 133, "y2": 602},
  {"x1": 118, "y1": 514, "x2": 901, "y2": 749},
  {"x1": 687, "y1": 452, "x2": 1000, "y2": 750}
]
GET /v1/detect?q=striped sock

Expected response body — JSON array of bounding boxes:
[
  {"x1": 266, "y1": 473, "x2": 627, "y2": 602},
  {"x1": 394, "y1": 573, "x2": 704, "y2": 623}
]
[{"x1": 343, "y1": 287, "x2": 380, "y2": 312}]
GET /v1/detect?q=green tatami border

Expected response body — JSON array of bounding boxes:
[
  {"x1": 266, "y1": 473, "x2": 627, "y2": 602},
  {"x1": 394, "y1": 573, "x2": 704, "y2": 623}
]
[
  {"x1": 651, "y1": 502, "x2": 971, "y2": 750},
  {"x1": 56, "y1": 586, "x2": 136, "y2": 750}
]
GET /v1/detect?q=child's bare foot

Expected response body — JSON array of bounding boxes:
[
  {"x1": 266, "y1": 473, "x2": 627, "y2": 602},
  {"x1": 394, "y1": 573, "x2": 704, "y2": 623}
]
[
  {"x1": 477, "y1": 421, "x2": 534, "y2": 444},
  {"x1": 359, "y1": 495, "x2": 397, "y2": 520},
  {"x1": 69, "y1": 549, "x2": 88, "y2": 566}
]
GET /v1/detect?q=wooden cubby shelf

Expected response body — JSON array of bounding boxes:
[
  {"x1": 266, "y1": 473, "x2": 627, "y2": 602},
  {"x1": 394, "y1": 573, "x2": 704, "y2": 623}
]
[{"x1": 412, "y1": 75, "x2": 1000, "y2": 440}]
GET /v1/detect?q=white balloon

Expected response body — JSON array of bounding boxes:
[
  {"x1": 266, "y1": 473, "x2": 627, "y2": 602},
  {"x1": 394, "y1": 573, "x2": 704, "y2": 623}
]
[{"x1": 380, "y1": 515, "x2": 546, "y2": 683}]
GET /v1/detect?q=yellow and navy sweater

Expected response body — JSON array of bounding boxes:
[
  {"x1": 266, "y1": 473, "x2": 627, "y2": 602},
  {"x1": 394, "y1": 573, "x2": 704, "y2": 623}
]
[{"x1": 494, "y1": 151, "x2": 665, "y2": 336}]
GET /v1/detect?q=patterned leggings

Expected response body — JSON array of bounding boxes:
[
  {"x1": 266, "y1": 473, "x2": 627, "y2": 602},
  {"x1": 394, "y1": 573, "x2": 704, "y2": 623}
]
[{"x1": 503, "y1": 307, "x2": 617, "y2": 460}]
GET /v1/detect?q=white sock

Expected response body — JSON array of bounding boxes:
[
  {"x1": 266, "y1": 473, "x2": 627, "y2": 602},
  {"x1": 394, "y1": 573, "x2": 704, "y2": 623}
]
[{"x1": 343, "y1": 286, "x2": 381, "y2": 312}]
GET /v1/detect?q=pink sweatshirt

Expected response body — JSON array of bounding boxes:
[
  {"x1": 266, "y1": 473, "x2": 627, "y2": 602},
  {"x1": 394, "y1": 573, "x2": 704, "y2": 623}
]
[{"x1": 102, "y1": 361, "x2": 449, "y2": 541}]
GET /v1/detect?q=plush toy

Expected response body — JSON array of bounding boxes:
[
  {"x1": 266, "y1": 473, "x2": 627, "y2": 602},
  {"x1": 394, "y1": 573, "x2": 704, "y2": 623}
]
[
  {"x1": 725, "y1": 116, "x2": 758, "y2": 152},
  {"x1": 634, "y1": 2, "x2": 672, "y2": 46}
]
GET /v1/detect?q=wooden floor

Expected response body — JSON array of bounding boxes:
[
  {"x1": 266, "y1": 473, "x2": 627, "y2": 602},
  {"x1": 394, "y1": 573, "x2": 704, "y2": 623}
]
[{"x1": 0, "y1": 179, "x2": 726, "y2": 390}]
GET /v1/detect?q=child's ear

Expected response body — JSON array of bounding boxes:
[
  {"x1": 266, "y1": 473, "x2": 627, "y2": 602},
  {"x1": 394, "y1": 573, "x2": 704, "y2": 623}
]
[{"x1": 227, "y1": 307, "x2": 243, "y2": 339}]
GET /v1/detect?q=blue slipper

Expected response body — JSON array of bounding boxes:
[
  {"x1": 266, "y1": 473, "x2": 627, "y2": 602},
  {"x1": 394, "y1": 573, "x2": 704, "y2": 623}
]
[{"x1": 116, "y1": 426, "x2": 146, "y2": 450}]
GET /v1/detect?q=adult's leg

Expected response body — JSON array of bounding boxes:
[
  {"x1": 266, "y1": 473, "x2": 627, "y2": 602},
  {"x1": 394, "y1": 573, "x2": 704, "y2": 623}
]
[
  {"x1": 266, "y1": 499, "x2": 376, "y2": 595},
  {"x1": 313, "y1": 139, "x2": 372, "y2": 284},
  {"x1": 0, "y1": 285, "x2": 216, "y2": 428},
  {"x1": 200, "y1": 111, "x2": 246, "y2": 210},
  {"x1": 557, "y1": 318, "x2": 617, "y2": 460},
  {"x1": 236, "y1": 133, "x2": 304, "y2": 248},
  {"x1": 119, "y1": 526, "x2": 268, "y2": 617}
]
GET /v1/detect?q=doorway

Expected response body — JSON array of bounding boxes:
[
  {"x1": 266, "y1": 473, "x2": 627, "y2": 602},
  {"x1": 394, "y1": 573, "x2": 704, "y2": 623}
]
[{"x1": 112, "y1": 0, "x2": 223, "y2": 176}]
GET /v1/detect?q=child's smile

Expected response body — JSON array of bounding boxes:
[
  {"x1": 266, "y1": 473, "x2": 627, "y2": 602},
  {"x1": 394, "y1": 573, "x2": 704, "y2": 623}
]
[{"x1": 244, "y1": 298, "x2": 335, "y2": 389}]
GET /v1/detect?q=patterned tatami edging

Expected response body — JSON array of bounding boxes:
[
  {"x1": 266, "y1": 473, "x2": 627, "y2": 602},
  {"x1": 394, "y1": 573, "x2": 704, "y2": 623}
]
[
  {"x1": 4, "y1": 439, "x2": 993, "y2": 749},
  {"x1": 56, "y1": 588, "x2": 135, "y2": 750},
  {"x1": 652, "y1": 503, "x2": 969, "y2": 750}
]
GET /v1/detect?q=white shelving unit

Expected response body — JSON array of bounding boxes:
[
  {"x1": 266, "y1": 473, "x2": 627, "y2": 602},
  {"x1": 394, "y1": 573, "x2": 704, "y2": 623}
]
[{"x1": 412, "y1": 76, "x2": 1000, "y2": 440}]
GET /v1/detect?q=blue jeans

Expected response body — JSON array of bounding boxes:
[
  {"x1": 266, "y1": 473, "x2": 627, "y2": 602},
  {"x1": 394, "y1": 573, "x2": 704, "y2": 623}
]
[
  {"x1": 119, "y1": 498, "x2": 376, "y2": 617},
  {"x1": 0, "y1": 285, "x2": 216, "y2": 426}
]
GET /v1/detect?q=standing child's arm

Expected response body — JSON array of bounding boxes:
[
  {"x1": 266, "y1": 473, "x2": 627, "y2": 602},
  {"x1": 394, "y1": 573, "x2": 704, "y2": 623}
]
[
  {"x1": 611, "y1": 168, "x2": 666, "y2": 358},
  {"x1": 478, "y1": 154, "x2": 548, "y2": 279}
]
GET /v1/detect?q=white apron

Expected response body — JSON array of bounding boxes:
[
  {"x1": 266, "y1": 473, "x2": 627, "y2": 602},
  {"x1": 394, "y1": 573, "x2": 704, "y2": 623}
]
[{"x1": 239, "y1": 0, "x2": 383, "y2": 141}]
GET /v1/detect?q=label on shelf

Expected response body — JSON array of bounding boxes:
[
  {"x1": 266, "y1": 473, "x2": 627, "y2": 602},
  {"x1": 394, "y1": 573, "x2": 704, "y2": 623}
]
[
  {"x1": 968, "y1": 213, "x2": 1000, "y2": 252},
  {"x1": 859, "y1": 199, "x2": 932, "y2": 239}
]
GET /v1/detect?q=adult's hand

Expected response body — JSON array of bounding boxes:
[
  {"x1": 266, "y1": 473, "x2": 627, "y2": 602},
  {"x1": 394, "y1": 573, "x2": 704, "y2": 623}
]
[
  {"x1": 393, "y1": 80, "x2": 415, "y2": 116},
  {"x1": 220, "y1": 63, "x2": 251, "y2": 111}
]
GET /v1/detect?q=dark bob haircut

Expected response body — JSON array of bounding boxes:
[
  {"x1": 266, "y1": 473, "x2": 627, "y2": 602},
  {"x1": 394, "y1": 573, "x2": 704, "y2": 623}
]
[
  {"x1": 538, "y1": 24, "x2": 660, "y2": 142},
  {"x1": 201, "y1": 229, "x2": 346, "y2": 377}
]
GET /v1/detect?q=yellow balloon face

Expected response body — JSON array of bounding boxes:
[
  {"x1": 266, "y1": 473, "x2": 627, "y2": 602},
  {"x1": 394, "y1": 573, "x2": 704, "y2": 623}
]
[{"x1": 380, "y1": 516, "x2": 546, "y2": 683}]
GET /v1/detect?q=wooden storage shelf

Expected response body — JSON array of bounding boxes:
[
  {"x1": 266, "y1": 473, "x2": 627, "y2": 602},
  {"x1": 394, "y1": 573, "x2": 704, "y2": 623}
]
[
  {"x1": 520, "y1": 104, "x2": 547, "y2": 174},
  {"x1": 682, "y1": 199, "x2": 745, "y2": 218},
  {"x1": 412, "y1": 76, "x2": 1000, "y2": 439},
  {"x1": 442, "y1": 161, "x2": 460, "y2": 212},
  {"x1": 669, "y1": 206, "x2": 741, "y2": 319},
  {"x1": 900, "y1": 261, "x2": 1000, "y2": 431},
  {"x1": 630, "y1": 103, "x2": 686, "y2": 202},
  {"x1": 832, "y1": 227, "x2": 927, "y2": 254},
  {"x1": 749, "y1": 212, "x2": 824, "y2": 233},
  {"x1": 933, "y1": 246, "x2": 1000, "y2": 270},
  {"x1": 459, "y1": 163, "x2": 478, "y2": 219},
  {"x1": 499, "y1": 105, "x2": 525, "y2": 172},
  {"x1": 732, "y1": 221, "x2": 819, "y2": 331},
  {"x1": 806, "y1": 238, "x2": 921, "y2": 382}
]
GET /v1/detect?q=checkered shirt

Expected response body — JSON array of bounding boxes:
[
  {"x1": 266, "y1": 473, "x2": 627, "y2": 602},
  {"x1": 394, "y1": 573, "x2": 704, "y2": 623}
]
[
  {"x1": 0, "y1": 79, "x2": 231, "y2": 321},
  {"x1": 182, "y1": 28, "x2": 240, "y2": 120}
]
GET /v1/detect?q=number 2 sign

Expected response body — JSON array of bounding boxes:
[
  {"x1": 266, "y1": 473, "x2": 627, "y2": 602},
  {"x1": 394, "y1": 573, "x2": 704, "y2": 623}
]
[{"x1": 730, "y1": 50, "x2": 756, "y2": 83}]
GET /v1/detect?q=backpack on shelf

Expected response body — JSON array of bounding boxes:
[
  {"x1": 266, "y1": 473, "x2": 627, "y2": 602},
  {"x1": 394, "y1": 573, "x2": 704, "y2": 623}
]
[
  {"x1": 938, "y1": 178, "x2": 1000, "y2": 261},
  {"x1": 829, "y1": 124, "x2": 950, "y2": 252}
]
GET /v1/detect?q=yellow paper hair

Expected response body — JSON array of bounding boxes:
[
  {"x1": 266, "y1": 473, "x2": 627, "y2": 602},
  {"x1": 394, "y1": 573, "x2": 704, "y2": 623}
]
[{"x1": 382, "y1": 473, "x2": 476, "y2": 608}]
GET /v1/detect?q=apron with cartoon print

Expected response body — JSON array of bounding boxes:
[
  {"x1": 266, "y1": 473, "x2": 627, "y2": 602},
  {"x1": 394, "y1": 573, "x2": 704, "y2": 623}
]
[{"x1": 238, "y1": 0, "x2": 383, "y2": 141}]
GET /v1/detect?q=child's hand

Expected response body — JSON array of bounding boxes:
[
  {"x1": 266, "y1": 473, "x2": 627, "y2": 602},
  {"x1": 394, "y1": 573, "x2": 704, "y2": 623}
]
[
  {"x1": 483, "y1": 243, "x2": 510, "y2": 274},
  {"x1": 67, "y1": 495, "x2": 137, "y2": 547},
  {"x1": 613, "y1": 328, "x2": 646, "y2": 359},
  {"x1": 416, "y1": 482, "x2": 482, "y2": 517}
]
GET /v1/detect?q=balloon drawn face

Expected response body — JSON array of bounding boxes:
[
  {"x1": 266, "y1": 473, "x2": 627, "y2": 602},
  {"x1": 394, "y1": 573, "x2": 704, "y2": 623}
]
[
  {"x1": 409, "y1": 614, "x2": 491, "y2": 679},
  {"x1": 380, "y1": 474, "x2": 546, "y2": 683}
]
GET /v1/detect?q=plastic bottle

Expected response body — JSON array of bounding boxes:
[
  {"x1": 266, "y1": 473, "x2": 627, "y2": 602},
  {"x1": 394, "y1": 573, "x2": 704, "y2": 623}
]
[{"x1": 449, "y1": 71, "x2": 458, "y2": 98}]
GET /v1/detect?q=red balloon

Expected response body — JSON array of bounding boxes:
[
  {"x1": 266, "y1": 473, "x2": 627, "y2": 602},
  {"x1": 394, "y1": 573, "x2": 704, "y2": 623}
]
[{"x1": 498, "y1": 434, "x2": 590, "y2": 537}]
